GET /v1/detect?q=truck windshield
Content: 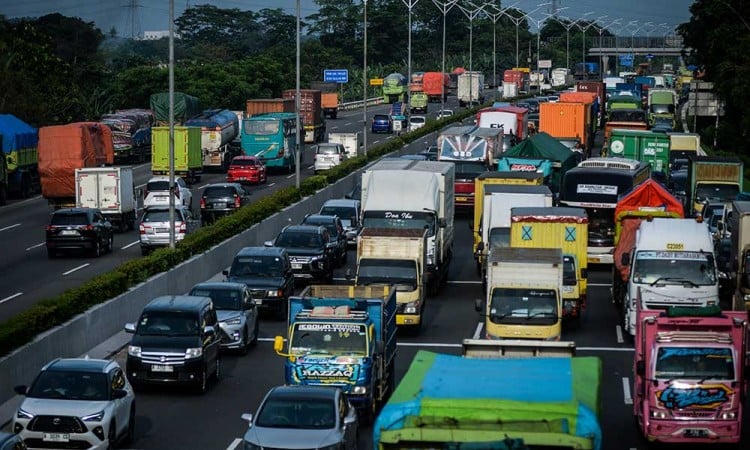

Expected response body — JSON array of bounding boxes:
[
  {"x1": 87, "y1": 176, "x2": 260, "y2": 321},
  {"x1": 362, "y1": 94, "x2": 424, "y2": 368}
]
[
  {"x1": 357, "y1": 259, "x2": 418, "y2": 292},
  {"x1": 362, "y1": 211, "x2": 436, "y2": 237},
  {"x1": 489, "y1": 288, "x2": 558, "y2": 325},
  {"x1": 650, "y1": 104, "x2": 674, "y2": 114},
  {"x1": 290, "y1": 322, "x2": 367, "y2": 356},
  {"x1": 632, "y1": 251, "x2": 717, "y2": 286},
  {"x1": 488, "y1": 227, "x2": 510, "y2": 249},
  {"x1": 245, "y1": 119, "x2": 279, "y2": 136},
  {"x1": 654, "y1": 347, "x2": 735, "y2": 380},
  {"x1": 695, "y1": 183, "x2": 740, "y2": 204}
]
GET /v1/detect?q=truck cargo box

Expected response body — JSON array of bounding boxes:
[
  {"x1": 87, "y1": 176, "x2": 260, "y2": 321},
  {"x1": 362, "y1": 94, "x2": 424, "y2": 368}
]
[
  {"x1": 245, "y1": 98, "x2": 295, "y2": 117},
  {"x1": 149, "y1": 92, "x2": 201, "y2": 125}
]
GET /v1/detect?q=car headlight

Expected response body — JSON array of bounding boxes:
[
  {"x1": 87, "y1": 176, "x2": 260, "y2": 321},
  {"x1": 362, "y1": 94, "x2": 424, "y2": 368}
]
[
  {"x1": 707, "y1": 300, "x2": 716, "y2": 306},
  {"x1": 651, "y1": 410, "x2": 668, "y2": 419},
  {"x1": 267, "y1": 289, "x2": 281, "y2": 297},
  {"x1": 185, "y1": 347, "x2": 203, "y2": 358},
  {"x1": 128, "y1": 345, "x2": 142, "y2": 357},
  {"x1": 352, "y1": 386, "x2": 368, "y2": 394},
  {"x1": 82, "y1": 410, "x2": 105, "y2": 422},
  {"x1": 16, "y1": 408, "x2": 33, "y2": 420},
  {"x1": 223, "y1": 318, "x2": 242, "y2": 325}
]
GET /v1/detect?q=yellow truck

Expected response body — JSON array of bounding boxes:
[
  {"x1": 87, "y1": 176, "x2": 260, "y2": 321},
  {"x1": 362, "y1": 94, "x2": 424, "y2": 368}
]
[{"x1": 510, "y1": 207, "x2": 588, "y2": 321}]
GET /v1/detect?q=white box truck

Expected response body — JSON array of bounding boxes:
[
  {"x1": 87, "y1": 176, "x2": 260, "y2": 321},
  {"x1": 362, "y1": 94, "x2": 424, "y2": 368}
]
[
  {"x1": 328, "y1": 132, "x2": 363, "y2": 158},
  {"x1": 75, "y1": 167, "x2": 136, "y2": 232},
  {"x1": 457, "y1": 71, "x2": 485, "y2": 107}
]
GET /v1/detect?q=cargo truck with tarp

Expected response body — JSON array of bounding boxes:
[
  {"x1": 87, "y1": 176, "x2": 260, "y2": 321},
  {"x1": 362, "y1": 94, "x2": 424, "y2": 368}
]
[
  {"x1": 149, "y1": 92, "x2": 201, "y2": 126},
  {"x1": 151, "y1": 126, "x2": 202, "y2": 183},
  {"x1": 100, "y1": 109, "x2": 154, "y2": 164},
  {"x1": 382, "y1": 73, "x2": 408, "y2": 104},
  {"x1": 0, "y1": 114, "x2": 39, "y2": 203},
  {"x1": 500, "y1": 132, "x2": 578, "y2": 196}
]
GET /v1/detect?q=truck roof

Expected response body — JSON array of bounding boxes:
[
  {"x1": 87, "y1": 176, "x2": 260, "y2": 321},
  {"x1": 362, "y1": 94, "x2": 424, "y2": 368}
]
[
  {"x1": 488, "y1": 247, "x2": 563, "y2": 265},
  {"x1": 635, "y1": 218, "x2": 713, "y2": 251},
  {"x1": 478, "y1": 171, "x2": 545, "y2": 181},
  {"x1": 511, "y1": 206, "x2": 588, "y2": 222},
  {"x1": 732, "y1": 200, "x2": 750, "y2": 215},
  {"x1": 687, "y1": 155, "x2": 743, "y2": 164},
  {"x1": 359, "y1": 228, "x2": 426, "y2": 238},
  {"x1": 484, "y1": 184, "x2": 552, "y2": 195}
]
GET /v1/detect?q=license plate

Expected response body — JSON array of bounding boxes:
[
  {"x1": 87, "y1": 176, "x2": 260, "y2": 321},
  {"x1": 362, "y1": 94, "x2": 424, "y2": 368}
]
[
  {"x1": 156, "y1": 195, "x2": 168, "y2": 201},
  {"x1": 684, "y1": 429, "x2": 708, "y2": 438},
  {"x1": 155, "y1": 228, "x2": 169, "y2": 233},
  {"x1": 211, "y1": 203, "x2": 226, "y2": 209},
  {"x1": 60, "y1": 230, "x2": 78, "y2": 236},
  {"x1": 291, "y1": 263, "x2": 302, "y2": 269},
  {"x1": 151, "y1": 364, "x2": 173, "y2": 372},
  {"x1": 254, "y1": 298, "x2": 263, "y2": 305},
  {"x1": 456, "y1": 196, "x2": 468, "y2": 202},
  {"x1": 43, "y1": 433, "x2": 70, "y2": 442},
  {"x1": 589, "y1": 257, "x2": 601, "y2": 263}
]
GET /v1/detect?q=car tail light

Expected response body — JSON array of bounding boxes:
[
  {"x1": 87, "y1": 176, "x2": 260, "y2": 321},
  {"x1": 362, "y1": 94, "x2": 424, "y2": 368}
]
[
  {"x1": 139, "y1": 223, "x2": 146, "y2": 235},
  {"x1": 82, "y1": 225, "x2": 94, "y2": 231},
  {"x1": 234, "y1": 196, "x2": 241, "y2": 208},
  {"x1": 45, "y1": 225, "x2": 54, "y2": 231},
  {"x1": 179, "y1": 222, "x2": 187, "y2": 233},
  {"x1": 200, "y1": 198, "x2": 206, "y2": 208}
]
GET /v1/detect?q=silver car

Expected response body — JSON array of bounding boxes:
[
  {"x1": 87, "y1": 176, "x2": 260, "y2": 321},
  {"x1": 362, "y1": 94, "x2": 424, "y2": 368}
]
[
  {"x1": 241, "y1": 385, "x2": 358, "y2": 450},
  {"x1": 138, "y1": 205, "x2": 199, "y2": 255},
  {"x1": 318, "y1": 198, "x2": 362, "y2": 247},
  {"x1": 314, "y1": 143, "x2": 347, "y2": 173}
]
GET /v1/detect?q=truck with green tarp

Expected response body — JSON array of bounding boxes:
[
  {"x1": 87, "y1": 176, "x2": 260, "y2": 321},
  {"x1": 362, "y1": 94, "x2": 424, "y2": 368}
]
[
  {"x1": 374, "y1": 340, "x2": 602, "y2": 450},
  {"x1": 606, "y1": 129, "x2": 671, "y2": 175},
  {"x1": 151, "y1": 126, "x2": 202, "y2": 183},
  {"x1": 149, "y1": 92, "x2": 201, "y2": 126}
]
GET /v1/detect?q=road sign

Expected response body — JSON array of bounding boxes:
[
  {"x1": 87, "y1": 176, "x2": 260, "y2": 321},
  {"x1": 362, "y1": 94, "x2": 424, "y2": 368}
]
[
  {"x1": 646, "y1": 54, "x2": 654, "y2": 59},
  {"x1": 618, "y1": 54, "x2": 634, "y2": 67},
  {"x1": 537, "y1": 59, "x2": 552, "y2": 69},
  {"x1": 370, "y1": 78, "x2": 384, "y2": 86},
  {"x1": 324, "y1": 69, "x2": 349, "y2": 83}
]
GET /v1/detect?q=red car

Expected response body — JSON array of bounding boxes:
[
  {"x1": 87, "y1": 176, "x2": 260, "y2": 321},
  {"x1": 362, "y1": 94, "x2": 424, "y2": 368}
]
[{"x1": 227, "y1": 156, "x2": 267, "y2": 184}]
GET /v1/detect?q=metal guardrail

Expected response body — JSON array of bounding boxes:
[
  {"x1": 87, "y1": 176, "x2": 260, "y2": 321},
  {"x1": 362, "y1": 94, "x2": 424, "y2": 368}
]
[{"x1": 338, "y1": 97, "x2": 384, "y2": 111}]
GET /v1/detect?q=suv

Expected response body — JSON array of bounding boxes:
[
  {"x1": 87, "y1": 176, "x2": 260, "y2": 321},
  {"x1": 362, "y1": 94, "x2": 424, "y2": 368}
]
[
  {"x1": 13, "y1": 358, "x2": 135, "y2": 450},
  {"x1": 408, "y1": 115, "x2": 427, "y2": 132},
  {"x1": 223, "y1": 247, "x2": 295, "y2": 320},
  {"x1": 200, "y1": 183, "x2": 251, "y2": 224},
  {"x1": 142, "y1": 176, "x2": 192, "y2": 209},
  {"x1": 138, "y1": 205, "x2": 197, "y2": 255},
  {"x1": 46, "y1": 208, "x2": 114, "y2": 258},
  {"x1": 314, "y1": 143, "x2": 347, "y2": 173},
  {"x1": 188, "y1": 282, "x2": 259, "y2": 354},
  {"x1": 124, "y1": 295, "x2": 221, "y2": 393},
  {"x1": 318, "y1": 198, "x2": 362, "y2": 247},
  {"x1": 371, "y1": 114, "x2": 393, "y2": 134},
  {"x1": 265, "y1": 225, "x2": 335, "y2": 283},
  {"x1": 300, "y1": 214, "x2": 348, "y2": 266}
]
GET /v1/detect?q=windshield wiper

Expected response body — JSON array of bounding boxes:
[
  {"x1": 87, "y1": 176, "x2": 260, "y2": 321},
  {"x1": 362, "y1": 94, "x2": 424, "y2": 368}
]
[
  {"x1": 650, "y1": 277, "x2": 699, "y2": 287},
  {"x1": 525, "y1": 312, "x2": 557, "y2": 320}
]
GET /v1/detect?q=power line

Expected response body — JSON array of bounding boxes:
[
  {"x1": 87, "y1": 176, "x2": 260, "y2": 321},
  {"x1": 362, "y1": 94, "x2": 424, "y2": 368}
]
[{"x1": 123, "y1": 0, "x2": 142, "y2": 39}]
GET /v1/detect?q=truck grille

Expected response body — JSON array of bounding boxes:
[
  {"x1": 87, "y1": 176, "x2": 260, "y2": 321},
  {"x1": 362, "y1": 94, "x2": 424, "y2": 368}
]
[
  {"x1": 672, "y1": 410, "x2": 717, "y2": 419},
  {"x1": 139, "y1": 351, "x2": 186, "y2": 365},
  {"x1": 250, "y1": 289, "x2": 267, "y2": 299},
  {"x1": 28, "y1": 415, "x2": 86, "y2": 433}
]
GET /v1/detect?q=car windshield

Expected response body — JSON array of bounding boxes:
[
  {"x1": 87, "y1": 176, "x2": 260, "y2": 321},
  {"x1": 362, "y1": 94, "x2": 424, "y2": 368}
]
[
  {"x1": 276, "y1": 232, "x2": 322, "y2": 249},
  {"x1": 135, "y1": 311, "x2": 200, "y2": 337},
  {"x1": 189, "y1": 288, "x2": 242, "y2": 310},
  {"x1": 374, "y1": 115, "x2": 389, "y2": 122},
  {"x1": 28, "y1": 370, "x2": 109, "y2": 401},
  {"x1": 142, "y1": 210, "x2": 183, "y2": 223},
  {"x1": 317, "y1": 145, "x2": 340, "y2": 155},
  {"x1": 204, "y1": 186, "x2": 236, "y2": 198},
  {"x1": 231, "y1": 158, "x2": 257, "y2": 166},
  {"x1": 256, "y1": 397, "x2": 336, "y2": 429},
  {"x1": 488, "y1": 228, "x2": 510, "y2": 250},
  {"x1": 654, "y1": 347, "x2": 734, "y2": 381},
  {"x1": 231, "y1": 256, "x2": 284, "y2": 278},
  {"x1": 320, "y1": 206, "x2": 356, "y2": 222},
  {"x1": 51, "y1": 213, "x2": 88, "y2": 226},
  {"x1": 290, "y1": 322, "x2": 368, "y2": 356},
  {"x1": 146, "y1": 180, "x2": 169, "y2": 192},
  {"x1": 304, "y1": 219, "x2": 338, "y2": 237}
]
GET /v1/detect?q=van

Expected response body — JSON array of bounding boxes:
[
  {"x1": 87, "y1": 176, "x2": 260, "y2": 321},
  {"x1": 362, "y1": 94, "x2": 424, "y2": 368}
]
[
  {"x1": 371, "y1": 114, "x2": 393, "y2": 134},
  {"x1": 124, "y1": 295, "x2": 221, "y2": 393}
]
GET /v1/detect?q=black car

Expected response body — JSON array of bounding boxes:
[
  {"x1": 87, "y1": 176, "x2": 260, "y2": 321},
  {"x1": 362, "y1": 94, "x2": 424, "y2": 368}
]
[
  {"x1": 300, "y1": 214, "x2": 348, "y2": 266},
  {"x1": 200, "y1": 183, "x2": 252, "y2": 224},
  {"x1": 265, "y1": 225, "x2": 335, "y2": 284},
  {"x1": 223, "y1": 246, "x2": 295, "y2": 320},
  {"x1": 45, "y1": 207, "x2": 115, "y2": 258}
]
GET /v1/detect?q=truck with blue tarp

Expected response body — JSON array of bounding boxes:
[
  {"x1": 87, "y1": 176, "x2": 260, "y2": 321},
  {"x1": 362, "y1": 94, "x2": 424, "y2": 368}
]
[
  {"x1": 374, "y1": 340, "x2": 602, "y2": 450},
  {"x1": 0, "y1": 114, "x2": 39, "y2": 203},
  {"x1": 273, "y1": 285, "x2": 397, "y2": 422},
  {"x1": 185, "y1": 109, "x2": 241, "y2": 171}
]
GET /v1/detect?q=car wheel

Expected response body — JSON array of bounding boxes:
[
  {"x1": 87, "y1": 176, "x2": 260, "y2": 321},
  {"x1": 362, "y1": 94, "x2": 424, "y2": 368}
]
[
  {"x1": 124, "y1": 405, "x2": 135, "y2": 444},
  {"x1": 107, "y1": 235, "x2": 114, "y2": 253},
  {"x1": 106, "y1": 422, "x2": 116, "y2": 450},
  {"x1": 239, "y1": 328, "x2": 249, "y2": 355},
  {"x1": 92, "y1": 239, "x2": 102, "y2": 257}
]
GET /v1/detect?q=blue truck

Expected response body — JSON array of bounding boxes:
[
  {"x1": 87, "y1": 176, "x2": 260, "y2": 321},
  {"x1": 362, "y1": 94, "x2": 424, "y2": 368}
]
[
  {"x1": 0, "y1": 114, "x2": 39, "y2": 203},
  {"x1": 273, "y1": 285, "x2": 397, "y2": 422}
]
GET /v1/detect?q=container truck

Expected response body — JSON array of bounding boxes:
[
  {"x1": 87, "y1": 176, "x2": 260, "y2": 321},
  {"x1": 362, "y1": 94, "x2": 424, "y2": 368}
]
[
  {"x1": 687, "y1": 155, "x2": 743, "y2": 216},
  {"x1": 730, "y1": 201, "x2": 750, "y2": 311},
  {"x1": 475, "y1": 106, "x2": 528, "y2": 140},
  {"x1": 100, "y1": 109, "x2": 154, "y2": 163},
  {"x1": 185, "y1": 109, "x2": 241, "y2": 171},
  {"x1": 539, "y1": 102, "x2": 592, "y2": 156},
  {"x1": 240, "y1": 112, "x2": 300, "y2": 173},
  {"x1": 551, "y1": 67, "x2": 572, "y2": 87},
  {"x1": 558, "y1": 91, "x2": 598, "y2": 148},
  {"x1": 149, "y1": 92, "x2": 200, "y2": 125},
  {"x1": 668, "y1": 132, "x2": 701, "y2": 165},
  {"x1": 310, "y1": 81, "x2": 340, "y2": 119},
  {"x1": 633, "y1": 306, "x2": 748, "y2": 445},
  {"x1": 382, "y1": 73, "x2": 408, "y2": 104},
  {"x1": 75, "y1": 167, "x2": 136, "y2": 232},
  {"x1": 421, "y1": 71, "x2": 449, "y2": 102},
  {"x1": 457, "y1": 71, "x2": 485, "y2": 107},
  {"x1": 0, "y1": 114, "x2": 39, "y2": 202},
  {"x1": 327, "y1": 132, "x2": 362, "y2": 159},
  {"x1": 374, "y1": 343, "x2": 602, "y2": 450},
  {"x1": 38, "y1": 122, "x2": 114, "y2": 209},
  {"x1": 273, "y1": 284, "x2": 397, "y2": 422},
  {"x1": 355, "y1": 228, "x2": 427, "y2": 331},
  {"x1": 282, "y1": 89, "x2": 326, "y2": 143},
  {"x1": 576, "y1": 80, "x2": 605, "y2": 115},
  {"x1": 245, "y1": 98, "x2": 295, "y2": 117},
  {"x1": 606, "y1": 129, "x2": 671, "y2": 175},
  {"x1": 151, "y1": 126, "x2": 202, "y2": 183}
]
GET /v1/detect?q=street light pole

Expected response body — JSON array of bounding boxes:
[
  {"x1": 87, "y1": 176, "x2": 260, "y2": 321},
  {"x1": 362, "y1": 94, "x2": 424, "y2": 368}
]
[
  {"x1": 502, "y1": 2, "x2": 550, "y2": 70},
  {"x1": 456, "y1": 1, "x2": 484, "y2": 107},
  {"x1": 432, "y1": 0, "x2": 458, "y2": 115},
  {"x1": 363, "y1": 0, "x2": 368, "y2": 157},
  {"x1": 168, "y1": 0, "x2": 175, "y2": 249},
  {"x1": 483, "y1": 3, "x2": 518, "y2": 101},
  {"x1": 294, "y1": 0, "x2": 301, "y2": 188},
  {"x1": 401, "y1": 0, "x2": 421, "y2": 124}
]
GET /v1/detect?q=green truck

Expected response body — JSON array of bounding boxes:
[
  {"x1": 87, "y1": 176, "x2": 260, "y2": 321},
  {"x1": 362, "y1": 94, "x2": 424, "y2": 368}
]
[
  {"x1": 647, "y1": 89, "x2": 677, "y2": 130},
  {"x1": 374, "y1": 340, "x2": 602, "y2": 450},
  {"x1": 606, "y1": 129, "x2": 671, "y2": 175},
  {"x1": 149, "y1": 92, "x2": 201, "y2": 126},
  {"x1": 409, "y1": 92, "x2": 428, "y2": 114},
  {"x1": 151, "y1": 127, "x2": 202, "y2": 183}
]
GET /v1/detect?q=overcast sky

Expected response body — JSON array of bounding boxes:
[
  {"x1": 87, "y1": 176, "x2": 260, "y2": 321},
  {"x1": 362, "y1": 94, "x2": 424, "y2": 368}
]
[{"x1": 2, "y1": 0, "x2": 695, "y2": 37}]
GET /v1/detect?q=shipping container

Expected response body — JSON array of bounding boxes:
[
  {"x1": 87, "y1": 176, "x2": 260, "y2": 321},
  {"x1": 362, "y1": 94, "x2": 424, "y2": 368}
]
[
  {"x1": 539, "y1": 102, "x2": 591, "y2": 152},
  {"x1": 283, "y1": 89, "x2": 325, "y2": 143},
  {"x1": 245, "y1": 98, "x2": 295, "y2": 117}
]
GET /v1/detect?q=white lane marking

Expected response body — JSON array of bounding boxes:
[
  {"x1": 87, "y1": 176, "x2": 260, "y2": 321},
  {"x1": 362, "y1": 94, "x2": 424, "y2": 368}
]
[
  {"x1": 0, "y1": 223, "x2": 21, "y2": 232},
  {"x1": 344, "y1": 122, "x2": 352, "y2": 126},
  {"x1": 121, "y1": 241, "x2": 140, "y2": 250},
  {"x1": 26, "y1": 242, "x2": 45, "y2": 251},
  {"x1": 589, "y1": 283, "x2": 612, "y2": 287},
  {"x1": 286, "y1": 174, "x2": 295, "y2": 179},
  {"x1": 472, "y1": 322, "x2": 483, "y2": 339},
  {"x1": 623, "y1": 377, "x2": 633, "y2": 405},
  {"x1": 307, "y1": 165, "x2": 314, "y2": 170},
  {"x1": 267, "y1": 183, "x2": 276, "y2": 187},
  {"x1": 63, "y1": 263, "x2": 90, "y2": 276},
  {"x1": 226, "y1": 438, "x2": 243, "y2": 450},
  {"x1": 616, "y1": 325, "x2": 624, "y2": 344},
  {"x1": 448, "y1": 280, "x2": 481, "y2": 285},
  {"x1": 0, "y1": 292, "x2": 23, "y2": 305}
]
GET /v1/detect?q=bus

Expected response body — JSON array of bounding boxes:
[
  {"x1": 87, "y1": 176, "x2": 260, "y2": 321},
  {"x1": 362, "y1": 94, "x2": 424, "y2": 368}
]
[
  {"x1": 240, "y1": 112, "x2": 301, "y2": 173},
  {"x1": 559, "y1": 157, "x2": 651, "y2": 264}
]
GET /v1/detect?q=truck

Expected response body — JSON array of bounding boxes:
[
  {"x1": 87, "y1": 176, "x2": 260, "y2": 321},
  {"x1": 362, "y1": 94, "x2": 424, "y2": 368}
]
[
  {"x1": 687, "y1": 155, "x2": 744, "y2": 216},
  {"x1": 327, "y1": 132, "x2": 362, "y2": 159},
  {"x1": 408, "y1": 92, "x2": 428, "y2": 114},
  {"x1": 576, "y1": 80, "x2": 605, "y2": 115},
  {"x1": 668, "y1": 132, "x2": 701, "y2": 166},
  {"x1": 510, "y1": 207, "x2": 589, "y2": 320},
  {"x1": 475, "y1": 106, "x2": 528, "y2": 140},
  {"x1": 283, "y1": 89, "x2": 326, "y2": 144},
  {"x1": 382, "y1": 73, "x2": 408, "y2": 104},
  {"x1": 619, "y1": 217, "x2": 720, "y2": 337},
  {"x1": 550, "y1": 67, "x2": 572, "y2": 87},
  {"x1": 574, "y1": 62, "x2": 599, "y2": 80},
  {"x1": 421, "y1": 71, "x2": 449, "y2": 102},
  {"x1": 150, "y1": 126, "x2": 202, "y2": 183},
  {"x1": 539, "y1": 102, "x2": 592, "y2": 156},
  {"x1": 75, "y1": 167, "x2": 136, "y2": 232},
  {"x1": 503, "y1": 69, "x2": 525, "y2": 92},
  {"x1": 273, "y1": 284, "x2": 397, "y2": 422},
  {"x1": 730, "y1": 201, "x2": 750, "y2": 311},
  {"x1": 374, "y1": 342, "x2": 603, "y2": 450},
  {"x1": 558, "y1": 91, "x2": 598, "y2": 149},
  {"x1": 100, "y1": 109, "x2": 154, "y2": 163},
  {"x1": 310, "y1": 81, "x2": 339, "y2": 119},
  {"x1": 355, "y1": 228, "x2": 427, "y2": 331},
  {"x1": 148, "y1": 92, "x2": 201, "y2": 126},
  {"x1": 38, "y1": 123, "x2": 114, "y2": 209},
  {"x1": 0, "y1": 114, "x2": 39, "y2": 202},
  {"x1": 633, "y1": 306, "x2": 748, "y2": 445},
  {"x1": 647, "y1": 89, "x2": 678, "y2": 130},
  {"x1": 457, "y1": 71, "x2": 485, "y2": 107},
  {"x1": 185, "y1": 109, "x2": 241, "y2": 171},
  {"x1": 361, "y1": 159, "x2": 455, "y2": 296},
  {"x1": 245, "y1": 98, "x2": 295, "y2": 117},
  {"x1": 477, "y1": 247, "x2": 564, "y2": 340},
  {"x1": 606, "y1": 129, "x2": 671, "y2": 175}
]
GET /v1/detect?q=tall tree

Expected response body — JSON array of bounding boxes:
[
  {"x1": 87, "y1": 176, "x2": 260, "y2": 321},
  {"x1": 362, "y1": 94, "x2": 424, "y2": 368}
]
[{"x1": 175, "y1": 4, "x2": 263, "y2": 60}]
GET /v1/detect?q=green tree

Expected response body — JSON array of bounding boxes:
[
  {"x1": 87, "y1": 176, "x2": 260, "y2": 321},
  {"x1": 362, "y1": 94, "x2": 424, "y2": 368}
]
[{"x1": 175, "y1": 4, "x2": 263, "y2": 60}]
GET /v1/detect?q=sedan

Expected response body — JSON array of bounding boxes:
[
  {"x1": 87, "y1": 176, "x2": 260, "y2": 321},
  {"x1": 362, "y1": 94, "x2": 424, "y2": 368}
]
[
  {"x1": 139, "y1": 205, "x2": 198, "y2": 255},
  {"x1": 200, "y1": 183, "x2": 252, "y2": 224},
  {"x1": 241, "y1": 385, "x2": 358, "y2": 450},
  {"x1": 227, "y1": 155, "x2": 267, "y2": 185},
  {"x1": 436, "y1": 109, "x2": 454, "y2": 120}
]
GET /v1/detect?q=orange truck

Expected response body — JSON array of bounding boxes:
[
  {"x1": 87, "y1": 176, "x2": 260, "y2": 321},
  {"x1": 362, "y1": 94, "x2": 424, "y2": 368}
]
[
  {"x1": 559, "y1": 91, "x2": 598, "y2": 151},
  {"x1": 310, "y1": 82, "x2": 340, "y2": 119},
  {"x1": 539, "y1": 102, "x2": 592, "y2": 156},
  {"x1": 422, "y1": 72, "x2": 450, "y2": 102},
  {"x1": 245, "y1": 98, "x2": 295, "y2": 117}
]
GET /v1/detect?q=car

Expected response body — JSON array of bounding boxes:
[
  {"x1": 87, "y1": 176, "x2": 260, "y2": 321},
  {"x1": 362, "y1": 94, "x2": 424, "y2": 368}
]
[
  {"x1": 300, "y1": 214, "x2": 348, "y2": 266},
  {"x1": 408, "y1": 115, "x2": 427, "y2": 132},
  {"x1": 226, "y1": 155, "x2": 267, "y2": 185},
  {"x1": 45, "y1": 207, "x2": 115, "y2": 258},
  {"x1": 142, "y1": 176, "x2": 192, "y2": 209},
  {"x1": 371, "y1": 114, "x2": 393, "y2": 134},
  {"x1": 12, "y1": 358, "x2": 135, "y2": 450},
  {"x1": 138, "y1": 205, "x2": 198, "y2": 255},
  {"x1": 418, "y1": 144, "x2": 439, "y2": 161},
  {"x1": 188, "y1": 282, "x2": 259, "y2": 354},
  {"x1": 200, "y1": 183, "x2": 252, "y2": 224},
  {"x1": 265, "y1": 225, "x2": 335, "y2": 283},
  {"x1": 0, "y1": 432, "x2": 25, "y2": 450},
  {"x1": 436, "y1": 109, "x2": 454, "y2": 120},
  {"x1": 124, "y1": 295, "x2": 221, "y2": 393},
  {"x1": 241, "y1": 385, "x2": 358, "y2": 450},
  {"x1": 547, "y1": 95, "x2": 560, "y2": 103},
  {"x1": 313, "y1": 143, "x2": 347, "y2": 173},
  {"x1": 318, "y1": 198, "x2": 362, "y2": 247},
  {"x1": 223, "y1": 246, "x2": 295, "y2": 320}
]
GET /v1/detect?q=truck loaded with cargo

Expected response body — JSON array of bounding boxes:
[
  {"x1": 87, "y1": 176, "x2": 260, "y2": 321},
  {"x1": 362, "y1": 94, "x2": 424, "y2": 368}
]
[
  {"x1": 149, "y1": 92, "x2": 201, "y2": 126},
  {"x1": 539, "y1": 102, "x2": 593, "y2": 156},
  {"x1": 647, "y1": 88, "x2": 677, "y2": 130},
  {"x1": 730, "y1": 201, "x2": 750, "y2": 311},
  {"x1": 421, "y1": 71, "x2": 449, "y2": 102},
  {"x1": 475, "y1": 105, "x2": 529, "y2": 140},
  {"x1": 457, "y1": 71, "x2": 485, "y2": 107},
  {"x1": 310, "y1": 81, "x2": 340, "y2": 119},
  {"x1": 327, "y1": 132, "x2": 362, "y2": 159},
  {"x1": 0, "y1": 114, "x2": 39, "y2": 203},
  {"x1": 283, "y1": 89, "x2": 325, "y2": 143},
  {"x1": 382, "y1": 73, "x2": 408, "y2": 104},
  {"x1": 75, "y1": 167, "x2": 136, "y2": 232},
  {"x1": 245, "y1": 98, "x2": 295, "y2": 117},
  {"x1": 151, "y1": 126, "x2": 202, "y2": 183},
  {"x1": 184, "y1": 109, "x2": 241, "y2": 171},
  {"x1": 100, "y1": 109, "x2": 154, "y2": 163},
  {"x1": 606, "y1": 129, "x2": 671, "y2": 175},
  {"x1": 686, "y1": 155, "x2": 743, "y2": 216}
]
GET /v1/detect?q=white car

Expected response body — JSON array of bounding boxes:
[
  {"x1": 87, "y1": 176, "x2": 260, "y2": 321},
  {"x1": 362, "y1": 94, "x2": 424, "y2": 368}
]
[
  {"x1": 409, "y1": 115, "x2": 427, "y2": 132},
  {"x1": 13, "y1": 358, "x2": 135, "y2": 450},
  {"x1": 313, "y1": 143, "x2": 347, "y2": 173},
  {"x1": 143, "y1": 176, "x2": 192, "y2": 209},
  {"x1": 436, "y1": 109, "x2": 454, "y2": 120}
]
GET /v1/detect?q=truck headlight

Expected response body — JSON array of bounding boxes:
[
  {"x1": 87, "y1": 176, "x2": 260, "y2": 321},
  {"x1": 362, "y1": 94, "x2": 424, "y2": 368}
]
[
  {"x1": 128, "y1": 345, "x2": 142, "y2": 357},
  {"x1": 185, "y1": 347, "x2": 203, "y2": 359},
  {"x1": 405, "y1": 301, "x2": 420, "y2": 314},
  {"x1": 720, "y1": 411, "x2": 737, "y2": 420},
  {"x1": 267, "y1": 289, "x2": 281, "y2": 297},
  {"x1": 651, "y1": 410, "x2": 668, "y2": 419},
  {"x1": 426, "y1": 248, "x2": 435, "y2": 266},
  {"x1": 352, "y1": 386, "x2": 368, "y2": 394},
  {"x1": 707, "y1": 300, "x2": 716, "y2": 306}
]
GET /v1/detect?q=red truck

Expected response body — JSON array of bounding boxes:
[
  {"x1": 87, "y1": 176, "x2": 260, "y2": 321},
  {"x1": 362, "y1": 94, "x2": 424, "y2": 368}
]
[
  {"x1": 282, "y1": 89, "x2": 325, "y2": 143},
  {"x1": 475, "y1": 106, "x2": 529, "y2": 140},
  {"x1": 422, "y1": 72, "x2": 450, "y2": 102},
  {"x1": 634, "y1": 305, "x2": 748, "y2": 445},
  {"x1": 503, "y1": 70, "x2": 524, "y2": 91}
]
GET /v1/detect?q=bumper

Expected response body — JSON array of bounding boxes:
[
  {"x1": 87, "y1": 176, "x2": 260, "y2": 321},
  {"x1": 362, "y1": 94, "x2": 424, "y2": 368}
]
[
  {"x1": 46, "y1": 238, "x2": 96, "y2": 251},
  {"x1": 454, "y1": 196, "x2": 474, "y2": 210},
  {"x1": 396, "y1": 313, "x2": 422, "y2": 326},
  {"x1": 643, "y1": 420, "x2": 740, "y2": 444},
  {"x1": 587, "y1": 247, "x2": 613, "y2": 265},
  {"x1": 126, "y1": 357, "x2": 205, "y2": 386},
  {"x1": 139, "y1": 235, "x2": 185, "y2": 247},
  {"x1": 16, "y1": 428, "x2": 110, "y2": 450},
  {"x1": 218, "y1": 323, "x2": 245, "y2": 349},
  {"x1": 227, "y1": 174, "x2": 261, "y2": 183}
]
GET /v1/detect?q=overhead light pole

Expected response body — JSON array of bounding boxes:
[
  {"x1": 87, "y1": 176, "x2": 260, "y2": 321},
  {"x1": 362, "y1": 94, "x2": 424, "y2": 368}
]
[
  {"x1": 502, "y1": 2, "x2": 550, "y2": 69},
  {"x1": 592, "y1": 17, "x2": 621, "y2": 76},
  {"x1": 362, "y1": 0, "x2": 368, "y2": 157},
  {"x1": 401, "y1": 0, "x2": 421, "y2": 125},
  {"x1": 554, "y1": 15, "x2": 584, "y2": 70},
  {"x1": 294, "y1": 0, "x2": 301, "y2": 188},
  {"x1": 456, "y1": 0, "x2": 485, "y2": 107},
  {"x1": 483, "y1": 2, "x2": 519, "y2": 101},
  {"x1": 575, "y1": 13, "x2": 604, "y2": 80},
  {"x1": 431, "y1": 0, "x2": 459, "y2": 115},
  {"x1": 527, "y1": 8, "x2": 566, "y2": 73},
  {"x1": 168, "y1": 0, "x2": 175, "y2": 249}
]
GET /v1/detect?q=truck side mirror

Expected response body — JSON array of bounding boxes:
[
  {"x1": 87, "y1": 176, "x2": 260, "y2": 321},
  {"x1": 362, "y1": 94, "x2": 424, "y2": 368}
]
[
  {"x1": 580, "y1": 268, "x2": 588, "y2": 279},
  {"x1": 621, "y1": 253, "x2": 630, "y2": 266},
  {"x1": 636, "y1": 360, "x2": 645, "y2": 376},
  {"x1": 438, "y1": 218, "x2": 447, "y2": 228},
  {"x1": 273, "y1": 336, "x2": 285, "y2": 353},
  {"x1": 474, "y1": 298, "x2": 483, "y2": 313}
]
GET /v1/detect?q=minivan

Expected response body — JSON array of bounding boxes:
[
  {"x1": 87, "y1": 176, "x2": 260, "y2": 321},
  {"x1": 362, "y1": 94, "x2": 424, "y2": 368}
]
[{"x1": 371, "y1": 114, "x2": 393, "y2": 134}]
